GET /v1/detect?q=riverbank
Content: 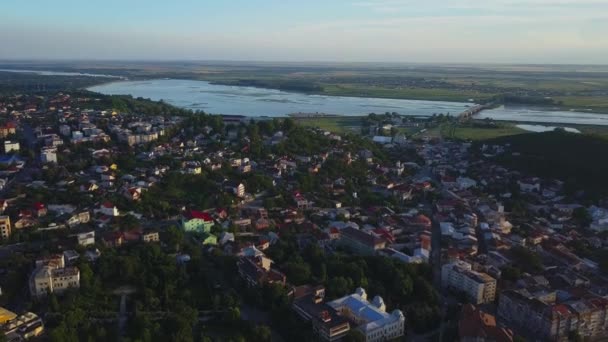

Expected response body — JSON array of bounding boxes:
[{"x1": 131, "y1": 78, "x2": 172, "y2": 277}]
[{"x1": 293, "y1": 114, "x2": 608, "y2": 141}]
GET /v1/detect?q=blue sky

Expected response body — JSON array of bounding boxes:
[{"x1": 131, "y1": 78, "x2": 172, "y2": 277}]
[{"x1": 1, "y1": 0, "x2": 607, "y2": 64}]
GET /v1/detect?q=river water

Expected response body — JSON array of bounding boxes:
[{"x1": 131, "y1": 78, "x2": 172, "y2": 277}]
[
  {"x1": 88, "y1": 79, "x2": 472, "y2": 117},
  {"x1": 87, "y1": 79, "x2": 608, "y2": 125}
]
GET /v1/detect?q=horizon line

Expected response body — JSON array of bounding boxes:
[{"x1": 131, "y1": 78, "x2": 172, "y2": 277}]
[{"x1": 1, "y1": 58, "x2": 608, "y2": 68}]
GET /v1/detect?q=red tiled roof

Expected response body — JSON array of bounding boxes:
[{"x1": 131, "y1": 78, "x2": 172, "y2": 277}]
[
  {"x1": 459, "y1": 304, "x2": 513, "y2": 342},
  {"x1": 552, "y1": 304, "x2": 572, "y2": 316},
  {"x1": 185, "y1": 210, "x2": 213, "y2": 222}
]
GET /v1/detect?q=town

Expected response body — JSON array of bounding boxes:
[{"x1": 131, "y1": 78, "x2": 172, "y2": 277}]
[{"x1": 0, "y1": 91, "x2": 606, "y2": 342}]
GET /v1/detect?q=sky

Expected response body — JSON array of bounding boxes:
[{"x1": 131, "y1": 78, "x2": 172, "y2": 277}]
[{"x1": 0, "y1": 0, "x2": 607, "y2": 64}]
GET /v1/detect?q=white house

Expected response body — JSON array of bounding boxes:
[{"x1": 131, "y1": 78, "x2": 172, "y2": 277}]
[
  {"x1": 76, "y1": 231, "x2": 95, "y2": 246},
  {"x1": 3, "y1": 141, "x2": 20, "y2": 153},
  {"x1": 96, "y1": 202, "x2": 120, "y2": 216},
  {"x1": 40, "y1": 147, "x2": 58, "y2": 164}
]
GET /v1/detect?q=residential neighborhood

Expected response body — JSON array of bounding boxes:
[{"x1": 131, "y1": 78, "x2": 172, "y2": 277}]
[{"x1": 0, "y1": 92, "x2": 606, "y2": 342}]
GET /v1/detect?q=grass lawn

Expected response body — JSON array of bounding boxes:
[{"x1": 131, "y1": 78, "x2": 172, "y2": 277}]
[
  {"x1": 441, "y1": 122, "x2": 527, "y2": 141},
  {"x1": 295, "y1": 116, "x2": 363, "y2": 133}
]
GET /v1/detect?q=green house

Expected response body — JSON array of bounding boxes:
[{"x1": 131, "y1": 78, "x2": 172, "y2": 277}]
[
  {"x1": 201, "y1": 233, "x2": 217, "y2": 246},
  {"x1": 181, "y1": 210, "x2": 214, "y2": 234}
]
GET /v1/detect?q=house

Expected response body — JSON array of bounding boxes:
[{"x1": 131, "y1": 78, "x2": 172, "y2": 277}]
[
  {"x1": 218, "y1": 232, "x2": 235, "y2": 245},
  {"x1": 339, "y1": 227, "x2": 386, "y2": 255},
  {"x1": 14, "y1": 217, "x2": 36, "y2": 230},
  {"x1": 181, "y1": 210, "x2": 214, "y2": 233},
  {"x1": 33, "y1": 202, "x2": 47, "y2": 217},
  {"x1": 102, "y1": 231, "x2": 124, "y2": 248},
  {"x1": 0, "y1": 122, "x2": 17, "y2": 138},
  {"x1": 293, "y1": 192, "x2": 311, "y2": 210},
  {"x1": 237, "y1": 255, "x2": 286, "y2": 287},
  {"x1": 84, "y1": 249, "x2": 101, "y2": 262},
  {"x1": 518, "y1": 179, "x2": 540, "y2": 193},
  {"x1": 0, "y1": 216, "x2": 10, "y2": 239},
  {"x1": 201, "y1": 233, "x2": 217, "y2": 246},
  {"x1": 3, "y1": 141, "x2": 20, "y2": 153},
  {"x1": 40, "y1": 147, "x2": 58, "y2": 164},
  {"x1": 97, "y1": 202, "x2": 119, "y2": 217},
  {"x1": 76, "y1": 231, "x2": 95, "y2": 246},
  {"x1": 182, "y1": 161, "x2": 202, "y2": 175},
  {"x1": 225, "y1": 182, "x2": 246, "y2": 198},
  {"x1": 141, "y1": 231, "x2": 159, "y2": 243},
  {"x1": 123, "y1": 187, "x2": 142, "y2": 201},
  {"x1": 67, "y1": 211, "x2": 90, "y2": 227},
  {"x1": 63, "y1": 250, "x2": 80, "y2": 264}
]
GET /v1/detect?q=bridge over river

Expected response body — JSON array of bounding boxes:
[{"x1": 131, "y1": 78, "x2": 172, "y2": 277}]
[{"x1": 458, "y1": 103, "x2": 494, "y2": 121}]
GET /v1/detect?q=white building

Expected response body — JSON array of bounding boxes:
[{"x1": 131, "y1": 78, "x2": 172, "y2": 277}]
[
  {"x1": 0, "y1": 215, "x2": 11, "y2": 239},
  {"x1": 327, "y1": 288, "x2": 405, "y2": 342},
  {"x1": 441, "y1": 261, "x2": 496, "y2": 304},
  {"x1": 40, "y1": 147, "x2": 58, "y2": 163},
  {"x1": 3, "y1": 140, "x2": 20, "y2": 153},
  {"x1": 76, "y1": 231, "x2": 95, "y2": 246},
  {"x1": 29, "y1": 255, "x2": 80, "y2": 297},
  {"x1": 30, "y1": 266, "x2": 80, "y2": 297},
  {"x1": 96, "y1": 202, "x2": 120, "y2": 216}
]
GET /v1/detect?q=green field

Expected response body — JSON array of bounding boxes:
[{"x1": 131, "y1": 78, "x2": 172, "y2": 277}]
[
  {"x1": 440, "y1": 123, "x2": 527, "y2": 140},
  {"x1": 294, "y1": 116, "x2": 363, "y2": 133}
]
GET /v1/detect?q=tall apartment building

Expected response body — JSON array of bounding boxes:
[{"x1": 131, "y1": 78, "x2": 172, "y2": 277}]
[
  {"x1": 498, "y1": 290, "x2": 608, "y2": 341},
  {"x1": 0, "y1": 215, "x2": 11, "y2": 239},
  {"x1": 442, "y1": 260, "x2": 497, "y2": 304}
]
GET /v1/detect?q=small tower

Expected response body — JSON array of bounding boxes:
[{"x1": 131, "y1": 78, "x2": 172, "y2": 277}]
[{"x1": 355, "y1": 287, "x2": 367, "y2": 300}]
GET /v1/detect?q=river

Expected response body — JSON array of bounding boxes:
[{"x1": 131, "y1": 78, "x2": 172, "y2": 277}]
[
  {"x1": 3, "y1": 68, "x2": 605, "y2": 124},
  {"x1": 87, "y1": 79, "x2": 608, "y2": 125},
  {"x1": 88, "y1": 79, "x2": 472, "y2": 117}
]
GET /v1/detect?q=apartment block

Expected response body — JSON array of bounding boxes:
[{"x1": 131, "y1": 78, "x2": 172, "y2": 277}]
[{"x1": 442, "y1": 260, "x2": 497, "y2": 304}]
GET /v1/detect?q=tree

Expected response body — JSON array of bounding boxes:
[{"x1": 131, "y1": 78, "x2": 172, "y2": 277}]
[
  {"x1": 572, "y1": 207, "x2": 591, "y2": 227},
  {"x1": 284, "y1": 262, "x2": 311, "y2": 285},
  {"x1": 344, "y1": 330, "x2": 365, "y2": 342},
  {"x1": 501, "y1": 266, "x2": 522, "y2": 281},
  {"x1": 165, "y1": 225, "x2": 184, "y2": 252},
  {"x1": 251, "y1": 325, "x2": 272, "y2": 342}
]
